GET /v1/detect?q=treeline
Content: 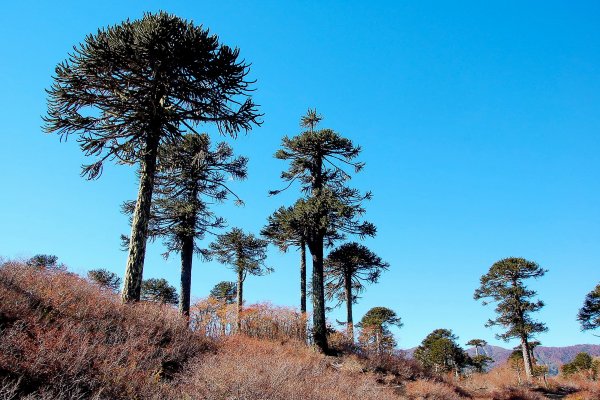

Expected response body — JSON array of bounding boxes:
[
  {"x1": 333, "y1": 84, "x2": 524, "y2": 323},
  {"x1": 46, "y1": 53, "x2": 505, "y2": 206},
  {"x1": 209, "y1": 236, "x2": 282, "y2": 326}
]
[{"x1": 41, "y1": 10, "x2": 599, "y2": 369}]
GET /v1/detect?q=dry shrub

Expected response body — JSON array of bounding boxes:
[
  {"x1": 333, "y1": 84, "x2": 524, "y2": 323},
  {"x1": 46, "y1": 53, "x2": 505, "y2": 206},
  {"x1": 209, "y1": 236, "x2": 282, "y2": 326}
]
[
  {"x1": 404, "y1": 379, "x2": 466, "y2": 400},
  {"x1": 0, "y1": 261, "x2": 210, "y2": 399},
  {"x1": 487, "y1": 386, "x2": 544, "y2": 400},
  {"x1": 182, "y1": 335, "x2": 401, "y2": 400}
]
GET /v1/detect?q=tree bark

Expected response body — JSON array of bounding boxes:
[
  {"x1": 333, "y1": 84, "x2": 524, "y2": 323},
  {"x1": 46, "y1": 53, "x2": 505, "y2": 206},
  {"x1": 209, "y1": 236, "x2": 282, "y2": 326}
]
[
  {"x1": 300, "y1": 239, "x2": 307, "y2": 340},
  {"x1": 345, "y1": 273, "x2": 354, "y2": 342},
  {"x1": 237, "y1": 268, "x2": 244, "y2": 332},
  {"x1": 521, "y1": 336, "x2": 534, "y2": 379},
  {"x1": 122, "y1": 134, "x2": 159, "y2": 303},
  {"x1": 310, "y1": 238, "x2": 328, "y2": 353},
  {"x1": 179, "y1": 235, "x2": 194, "y2": 321}
]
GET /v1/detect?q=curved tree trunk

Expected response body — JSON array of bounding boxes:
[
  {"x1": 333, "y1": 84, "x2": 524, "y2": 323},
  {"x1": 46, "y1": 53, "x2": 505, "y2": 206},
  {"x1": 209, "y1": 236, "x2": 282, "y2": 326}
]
[
  {"x1": 310, "y1": 238, "x2": 328, "y2": 353},
  {"x1": 521, "y1": 336, "x2": 534, "y2": 379},
  {"x1": 179, "y1": 235, "x2": 194, "y2": 321},
  {"x1": 237, "y1": 269, "x2": 244, "y2": 332},
  {"x1": 345, "y1": 274, "x2": 354, "y2": 342},
  {"x1": 122, "y1": 135, "x2": 159, "y2": 303}
]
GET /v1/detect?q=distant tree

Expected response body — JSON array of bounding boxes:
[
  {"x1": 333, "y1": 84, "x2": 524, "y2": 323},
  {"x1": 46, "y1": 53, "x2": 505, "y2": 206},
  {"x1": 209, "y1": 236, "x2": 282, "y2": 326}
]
[
  {"x1": 270, "y1": 110, "x2": 375, "y2": 352},
  {"x1": 209, "y1": 228, "x2": 271, "y2": 330},
  {"x1": 578, "y1": 283, "x2": 600, "y2": 333},
  {"x1": 26, "y1": 254, "x2": 65, "y2": 271},
  {"x1": 44, "y1": 12, "x2": 260, "y2": 303},
  {"x1": 562, "y1": 352, "x2": 595, "y2": 378},
  {"x1": 123, "y1": 133, "x2": 247, "y2": 319},
  {"x1": 88, "y1": 269, "x2": 121, "y2": 292},
  {"x1": 466, "y1": 339, "x2": 492, "y2": 373},
  {"x1": 324, "y1": 242, "x2": 389, "y2": 341},
  {"x1": 414, "y1": 329, "x2": 470, "y2": 376},
  {"x1": 474, "y1": 257, "x2": 548, "y2": 379},
  {"x1": 357, "y1": 307, "x2": 402, "y2": 354},
  {"x1": 210, "y1": 281, "x2": 238, "y2": 304},
  {"x1": 141, "y1": 278, "x2": 179, "y2": 305},
  {"x1": 466, "y1": 339, "x2": 488, "y2": 356}
]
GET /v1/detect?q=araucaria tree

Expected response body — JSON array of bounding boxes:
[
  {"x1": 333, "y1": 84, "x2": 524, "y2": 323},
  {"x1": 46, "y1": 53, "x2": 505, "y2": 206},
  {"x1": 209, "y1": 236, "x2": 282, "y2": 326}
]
[
  {"x1": 270, "y1": 110, "x2": 375, "y2": 352},
  {"x1": 210, "y1": 281, "x2": 238, "y2": 304},
  {"x1": 123, "y1": 133, "x2": 247, "y2": 318},
  {"x1": 357, "y1": 307, "x2": 402, "y2": 355},
  {"x1": 466, "y1": 339, "x2": 493, "y2": 373},
  {"x1": 324, "y1": 242, "x2": 389, "y2": 341},
  {"x1": 578, "y1": 283, "x2": 600, "y2": 332},
  {"x1": 474, "y1": 257, "x2": 548, "y2": 379},
  {"x1": 44, "y1": 12, "x2": 260, "y2": 303},
  {"x1": 141, "y1": 278, "x2": 179, "y2": 305},
  {"x1": 209, "y1": 228, "x2": 270, "y2": 330},
  {"x1": 414, "y1": 329, "x2": 470, "y2": 376}
]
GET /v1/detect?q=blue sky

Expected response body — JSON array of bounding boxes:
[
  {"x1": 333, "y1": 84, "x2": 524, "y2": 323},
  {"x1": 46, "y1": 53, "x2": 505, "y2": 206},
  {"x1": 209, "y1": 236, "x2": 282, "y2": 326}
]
[{"x1": 1, "y1": 1, "x2": 599, "y2": 349}]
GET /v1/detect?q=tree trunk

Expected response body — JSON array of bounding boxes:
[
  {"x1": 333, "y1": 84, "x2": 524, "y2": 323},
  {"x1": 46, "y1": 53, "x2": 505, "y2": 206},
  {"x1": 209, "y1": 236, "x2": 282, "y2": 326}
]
[
  {"x1": 237, "y1": 269, "x2": 243, "y2": 333},
  {"x1": 345, "y1": 274, "x2": 354, "y2": 342},
  {"x1": 521, "y1": 336, "x2": 534, "y2": 379},
  {"x1": 300, "y1": 239, "x2": 307, "y2": 340},
  {"x1": 122, "y1": 135, "x2": 159, "y2": 303},
  {"x1": 179, "y1": 235, "x2": 194, "y2": 321},
  {"x1": 310, "y1": 238, "x2": 328, "y2": 353}
]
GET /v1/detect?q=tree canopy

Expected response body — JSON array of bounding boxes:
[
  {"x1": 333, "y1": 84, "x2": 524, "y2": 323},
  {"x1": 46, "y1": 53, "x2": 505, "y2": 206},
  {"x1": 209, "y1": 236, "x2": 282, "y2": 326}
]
[
  {"x1": 209, "y1": 281, "x2": 238, "y2": 304},
  {"x1": 357, "y1": 307, "x2": 402, "y2": 354},
  {"x1": 141, "y1": 278, "x2": 179, "y2": 305},
  {"x1": 413, "y1": 329, "x2": 470, "y2": 374},
  {"x1": 88, "y1": 269, "x2": 121, "y2": 292},
  {"x1": 578, "y1": 283, "x2": 600, "y2": 332}
]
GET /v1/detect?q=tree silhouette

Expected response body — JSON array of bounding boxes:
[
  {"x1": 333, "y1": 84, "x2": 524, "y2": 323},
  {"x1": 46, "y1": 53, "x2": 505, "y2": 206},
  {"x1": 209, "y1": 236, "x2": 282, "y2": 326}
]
[
  {"x1": 466, "y1": 339, "x2": 492, "y2": 373},
  {"x1": 270, "y1": 110, "x2": 375, "y2": 352},
  {"x1": 26, "y1": 254, "x2": 65, "y2": 271},
  {"x1": 209, "y1": 228, "x2": 271, "y2": 330},
  {"x1": 324, "y1": 242, "x2": 389, "y2": 341},
  {"x1": 123, "y1": 133, "x2": 247, "y2": 318},
  {"x1": 414, "y1": 329, "x2": 470, "y2": 376},
  {"x1": 88, "y1": 269, "x2": 121, "y2": 292},
  {"x1": 357, "y1": 307, "x2": 402, "y2": 354},
  {"x1": 141, "y1": 278, "x2": 179, "y2": 305},
  {"x1": 578, "y1": 283, "x2": 600, "y2": 333},
  {"x1": 44, "y1": 12, "x2": 260, "y2": 303},
  {"x1": 474, "y1": 257, "x2": 548, "y2": 379},
  {"x1": 210, "y1": 281, "x2": 238, "y2": 304}
]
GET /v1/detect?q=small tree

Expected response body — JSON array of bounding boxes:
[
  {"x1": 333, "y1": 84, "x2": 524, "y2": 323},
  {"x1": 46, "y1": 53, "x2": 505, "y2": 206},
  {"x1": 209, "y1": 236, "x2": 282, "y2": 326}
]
[
  {"x1": 357, "y1": 307, "x2": 402, "y2": 355},
  {"x1": 414, "y1": 329, "x2": 470, "y2": 376},
  {"x1": 209, "y1": 228, "x2": 271, "y2": 330},
  {"x1": 578, "y1": 283, "x2": 600, "y2": 333},
  {"x1": 88, "y1": 269, "x2": 121, "y2": 292},
  {"x1": 466, "y1": 339, "x2": 493, "y2": 373},
  {"x1": 141, "y1": 278, "x2": 179, "y2": 305},
  {"x1": 324, "y1": 242, "x2": 389, "y2": 341},
  {"x1": 44, "y1": 12, "x2": 261, "y2": 303},
  {"x1": 210, "y1": 281, "x2": 238, "y2": 304},
  {"x1": 26, "y1": 254, "x2": 65, "y2": 271},
  {"x1": 474, "y1": 257, "x2": 548, "y2": 379}
]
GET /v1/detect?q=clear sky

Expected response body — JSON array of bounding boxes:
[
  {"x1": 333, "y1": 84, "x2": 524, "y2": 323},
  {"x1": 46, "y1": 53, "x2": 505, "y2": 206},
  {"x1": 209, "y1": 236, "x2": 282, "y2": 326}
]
[{"x1": 1, "y1": 1, "x2": 599, "y2": 349}]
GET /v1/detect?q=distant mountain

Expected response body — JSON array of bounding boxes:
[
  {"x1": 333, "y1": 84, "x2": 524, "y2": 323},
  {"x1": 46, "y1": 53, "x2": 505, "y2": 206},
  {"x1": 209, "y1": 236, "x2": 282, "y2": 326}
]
[{"x1": 404, "y1": 344, "x2": 600, "y2": 376}]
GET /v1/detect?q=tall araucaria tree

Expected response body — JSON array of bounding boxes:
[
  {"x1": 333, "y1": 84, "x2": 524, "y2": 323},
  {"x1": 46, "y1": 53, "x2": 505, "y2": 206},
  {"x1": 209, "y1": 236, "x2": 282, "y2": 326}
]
[
  {"x1": 474, "y1": 257, "x2": 548, "y2": 379},
  {"x1": 209, "y1": 228, "x2": 271, "y2": 330},
  {"x1": 270, "y1": 110, "x2": 375, "y2": 353},
  {"x1": 123, "y1": 133, "x2": 247, "y2": 318},
  {"x1": 44, "y1": 12, "x2": 261, "y2": 303},
  {"x1": 578, "y1": 283, "x2": 600, "y2": 333},
  {"x1": 324, "y1": 242, "x2": 389, "y2": 341}
]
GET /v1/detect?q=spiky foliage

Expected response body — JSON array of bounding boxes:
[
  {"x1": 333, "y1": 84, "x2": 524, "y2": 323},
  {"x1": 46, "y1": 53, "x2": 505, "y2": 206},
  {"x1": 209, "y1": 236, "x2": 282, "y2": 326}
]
[
  {"x1": 466, "y1": 339, "x2": 493, "y2": 372},
  {"x1": 26, "y1": 254, "x2": 65, "y2": 271},
  {"x1": 324, "y1": 242, "x2": 389, "y2": 340},
  {"x1": 88, "y1": 269, "x2": 121, "y2": 292},
  {"x1": 270, "y1": 111, "x2": 375, "y2": 352},
  {"x1": 357, "y1": 307, "x2": 402, "y2": 354},
  {"x1": 44, "y1": 12, "x2": 260, "y2": 303},
  {"x1": 474, "y1": 257, "x2": 548, "y2": 379},
  {"x1": 209, "y1": 228, "x2": 271, "y2": 329},
  {"x1": 210, "y1": 281, "x2": 238, "y2": 304},
  {"x1": 414, "y1": 329, "x2": 470, "y2": 375},
  {"x1": 578, "y1": 283, "x2": 600, "y2": 332},
  {"x1": 123, "y1": 133, "x2": 247, "y2": 318},
  {"x1": 140, "y1": 278, "x2": 179, "y2": 305}
]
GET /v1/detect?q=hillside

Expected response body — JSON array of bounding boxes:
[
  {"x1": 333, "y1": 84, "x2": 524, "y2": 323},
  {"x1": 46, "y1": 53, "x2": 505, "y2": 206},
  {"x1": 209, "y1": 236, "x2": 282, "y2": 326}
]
[{"x1": 1, "y1": 261, "x2": 598, "y2": 399}]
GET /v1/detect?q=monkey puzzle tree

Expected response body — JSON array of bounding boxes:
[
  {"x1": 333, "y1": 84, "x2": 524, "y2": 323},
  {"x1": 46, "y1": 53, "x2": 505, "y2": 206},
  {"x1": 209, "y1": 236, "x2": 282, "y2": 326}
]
[
  {"x1": 474, "y1": 257, "x2": 548, "y2": 379},
  {"x1": 357, "y1": 307, "x2": 402, "y2": 354},
  {"x1": 209, "y1": 228, "x2": 271, "y2": 330},
  {"x1": 210, "y1": 281, "x2": 238, "y2": 304},
  {"x1": 141, "y1": 278, "x2": 179, "y2": 305},
  {"x1": 578, "y1": 283, "x2": 600, "y2": 333},
  {"x1": 44, "y1": 12, "x2": 260, "y2": 303},
  {"x1": 414, "y1": 329, "x2": 470, "y2": 376},
  {"x1": 466, "y1": 339, "x2": 492, "y2": 373},
  {"x1": 88, "y1": 268, "x2": 121, "y2": 292},
  {"x1": 123, "y1": 133, "x2": 247, "y2": 318},
  {"x1": 270, "y1": 110, "x2": 375, "y2": 353},
  {"x1": 324, "y1": 242, "x2": 389, "y2": 341}
]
